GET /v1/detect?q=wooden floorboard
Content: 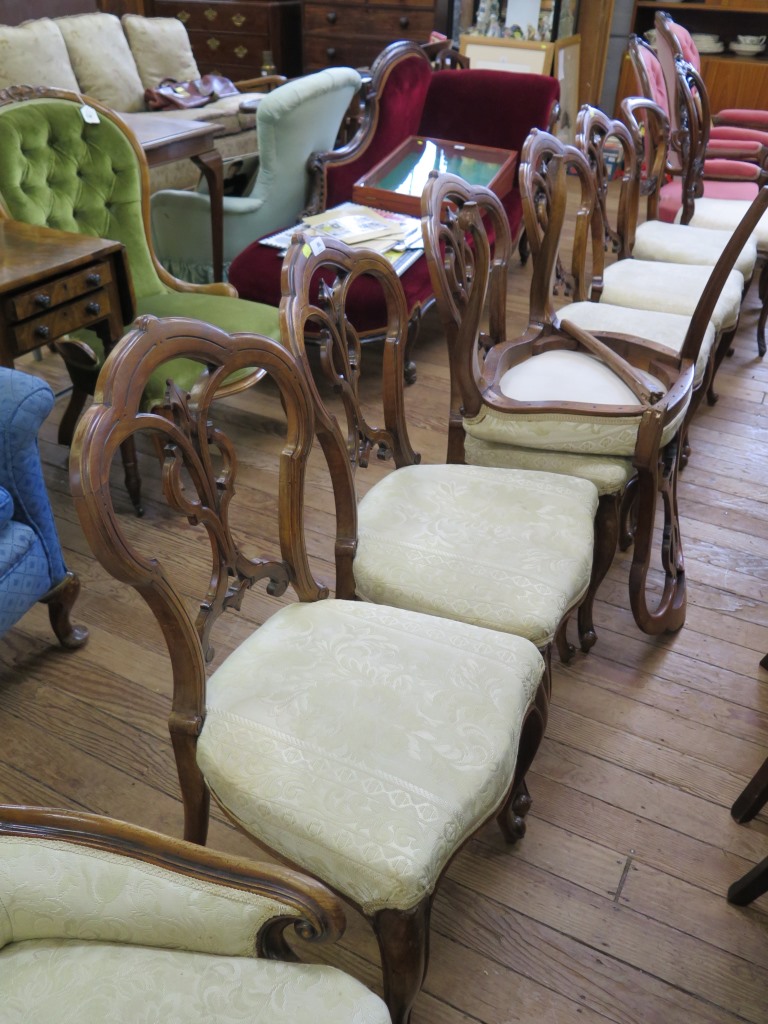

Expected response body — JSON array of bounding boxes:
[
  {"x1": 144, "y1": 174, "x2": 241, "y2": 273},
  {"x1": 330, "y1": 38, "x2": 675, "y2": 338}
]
[{"x1": 1, "y1": 220, "x2": 767, "y2": 1022}]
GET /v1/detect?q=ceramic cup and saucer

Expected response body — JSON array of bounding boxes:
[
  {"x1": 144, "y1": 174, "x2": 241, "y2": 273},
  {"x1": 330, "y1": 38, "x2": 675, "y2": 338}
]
[
  {"x1": 729, "y1": 34, "x2": 766, "y2": 56},
  {"x1": 692, "y1": 32, "x2": 724, "y2": 54}
]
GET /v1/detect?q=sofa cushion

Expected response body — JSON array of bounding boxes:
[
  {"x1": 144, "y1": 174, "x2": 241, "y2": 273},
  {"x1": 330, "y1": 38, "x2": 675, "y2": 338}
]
[
  {"x1": 55, "y1": 13, "x2": 145, "y2": 112},
  {"x1": 121, "y1": 15, "x2": 200, "y2": 92},
  {"x1": 0, "y1": 19, "x2": 79, "y2": 93}
]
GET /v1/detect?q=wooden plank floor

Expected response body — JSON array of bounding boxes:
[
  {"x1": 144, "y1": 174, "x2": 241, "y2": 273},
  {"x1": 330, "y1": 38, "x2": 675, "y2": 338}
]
[{"x1": 1, "y1": 236, "x2": 767, "y2": 1023}]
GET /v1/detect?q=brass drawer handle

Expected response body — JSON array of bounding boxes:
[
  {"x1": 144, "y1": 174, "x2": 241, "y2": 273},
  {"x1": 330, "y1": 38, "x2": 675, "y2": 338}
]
[
  {"x1": 207, "y1": 36, "x2": 221, "y2": 50},
  {"x1": 34, "y1": 293, "x2": 51, "y2": 309},
  {"x1": 86, "y1": 301, "x2": 101, "y2": 316},
  {"x1": 177, "y1": 10, "x2": 190, "y2": 23},
  {"x1": 234, "y1": 45, "x2": 248, "y2": 59},
  {"x1": 86, "y1": 272, "x2": 101, "y2": 287},
  {"x1": 34, "y1": 325, "x2": 50, "y2": 340},
  {"x1": 326, "y1": 11, "x2": 337, "y2": 23},
  {"x1": 204, "y1": 6, "x2": 217, "y2": 20},
  {"x1": 232, "y1": 13, "x2": 245, "y2": 26}
]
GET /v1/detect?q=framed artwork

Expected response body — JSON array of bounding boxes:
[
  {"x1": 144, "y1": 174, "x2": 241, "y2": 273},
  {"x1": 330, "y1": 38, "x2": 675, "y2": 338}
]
[
  {"x1": 503, "y1": 0, "x2": 542, "y2": 37},
  {"x1": 459, "y1": 35, "x2": 556, "y2": 74}
]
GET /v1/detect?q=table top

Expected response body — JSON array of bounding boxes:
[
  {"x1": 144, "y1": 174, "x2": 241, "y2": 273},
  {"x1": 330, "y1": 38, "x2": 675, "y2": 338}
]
[
  {"x1": 353, "y1": 136, "x2": 517, "y2": 216},
  {"x1": 117, "y1": 112, "x2": 224, "y2": 151},
  {"x1": 0, "y1": 220, "x2": 124, "y2": 293}
]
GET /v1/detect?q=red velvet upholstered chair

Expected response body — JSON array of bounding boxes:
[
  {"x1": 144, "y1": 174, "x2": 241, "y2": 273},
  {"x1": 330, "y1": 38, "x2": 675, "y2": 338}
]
[
  {"x1": 228, "y1": 41, "x2": 435, "y2": 382},
  {"x1": 417, "y1": 68, "x2": 560, "y2": 261}
]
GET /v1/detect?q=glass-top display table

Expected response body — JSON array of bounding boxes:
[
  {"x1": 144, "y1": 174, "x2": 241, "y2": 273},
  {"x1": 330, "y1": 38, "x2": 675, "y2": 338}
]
[{"x1": 352, "y1": 136, "x2": 518, "y2": 216}]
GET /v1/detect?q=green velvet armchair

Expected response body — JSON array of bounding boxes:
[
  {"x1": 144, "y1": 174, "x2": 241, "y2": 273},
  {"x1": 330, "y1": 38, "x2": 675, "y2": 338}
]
[
  {"x1": 0, "y1": 84, "x2": 282, "y2": 513},
  {"x1": 150, "y1": 67, "x2": 362, "y2": 283}
]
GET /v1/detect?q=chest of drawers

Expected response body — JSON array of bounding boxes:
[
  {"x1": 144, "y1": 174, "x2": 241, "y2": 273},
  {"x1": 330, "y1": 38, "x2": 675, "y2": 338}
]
[
  {"x1": 151, "y1": 0, "x2": 303, "y2": 78},
  {"x1": 303, "y1": 0, "x2": 447, "y2": 72}
]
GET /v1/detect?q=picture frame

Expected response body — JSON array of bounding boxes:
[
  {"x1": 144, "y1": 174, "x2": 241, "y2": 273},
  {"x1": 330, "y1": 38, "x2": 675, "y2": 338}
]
[{"x1": 458, "y1": 35, "x2": 556, "y2": 75}]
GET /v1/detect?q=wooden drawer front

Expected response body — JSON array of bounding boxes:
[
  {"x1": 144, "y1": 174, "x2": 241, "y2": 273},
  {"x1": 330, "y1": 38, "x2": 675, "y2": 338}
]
[
  {"x1": 187, "y1": 29, "x2": 267, "y2": 66},
  {"x1": 12, "y1": 290, "x2": 112, "y2": 355},
  {"x1": 154, "y1": 1, "x2": 269, "y2": 34},
  {"x1": 303, "y1": 36, "x2": 390, "y2": 69},
  {"x1": 304, "y1": 5, "x2": 433, "y2": 38},
  {"x1": 7, "y1": 262, "x2": 112, "y2": 323}
]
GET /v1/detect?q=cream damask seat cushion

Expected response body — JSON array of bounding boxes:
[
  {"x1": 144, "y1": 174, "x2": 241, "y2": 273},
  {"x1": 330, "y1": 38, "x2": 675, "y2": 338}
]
[
  {"x1": 632, "y1": 220, "x2": 757, "y2": 280},
  {"x1": 0, "y1": 837, "x2": 391, "y2": 1023},
  {"x1": 600, "y1": 261, "x2": 744, "y2": 332},
  {"x1": 197, "y1": 599, "x2": 545, "y2": 915},
  {"x1": 353, "y1": 463, "x2": 597, "y2": 647},
  {"x1": 683, "y1": 198, "x2": 768, "y2": 250},
  {"x1": 555, "y1": 301, "x2": 716, "y2": 386}
]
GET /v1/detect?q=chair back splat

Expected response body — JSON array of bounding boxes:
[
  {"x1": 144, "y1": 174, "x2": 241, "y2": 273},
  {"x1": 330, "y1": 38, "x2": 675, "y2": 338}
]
[{"x1": 71, "y1": 312, "x2": 551, "y2": 1024}]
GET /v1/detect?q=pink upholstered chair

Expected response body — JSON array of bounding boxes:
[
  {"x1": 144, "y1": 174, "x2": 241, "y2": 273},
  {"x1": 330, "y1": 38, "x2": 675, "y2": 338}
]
[
  {"x1": 655, "y1": 11, "x2": 768, "y2": 148},
  {"x1": 627, "y1": 35, "x2": 761, "y2": 223},
  {"x1": 228, "y1": 41, "x2": 435, "y2": 383},
  {"x1": 417, "y1": 67, "x2": 560, "y2": 261}
]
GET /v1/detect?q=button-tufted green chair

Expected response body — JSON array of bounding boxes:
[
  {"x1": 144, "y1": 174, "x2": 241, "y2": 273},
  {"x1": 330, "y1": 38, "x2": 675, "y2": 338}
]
[{"x1": 0, "y1": 84, "x2": 281, "y2": 514}]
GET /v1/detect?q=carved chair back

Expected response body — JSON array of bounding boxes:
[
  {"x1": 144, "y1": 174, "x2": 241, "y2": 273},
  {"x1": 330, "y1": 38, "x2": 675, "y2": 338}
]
[
  {"x1": 619, "y1": 95, "x2": 671, "y2": 225},
  {"x1": 574, "y1": 104, "x2": 640, "y2": 260},
  {"x1": 420, "y1": 169, "x2": 695, "y2": 473}
]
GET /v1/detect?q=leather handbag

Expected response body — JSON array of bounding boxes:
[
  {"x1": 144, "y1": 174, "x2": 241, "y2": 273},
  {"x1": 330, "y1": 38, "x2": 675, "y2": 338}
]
[{"x1": 145, "y1": 74, "x2": 240, "y2": 111}]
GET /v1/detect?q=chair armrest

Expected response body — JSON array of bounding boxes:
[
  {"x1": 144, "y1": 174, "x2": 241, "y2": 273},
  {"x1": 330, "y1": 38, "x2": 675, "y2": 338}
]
[
  {"x1": 235, "y1": 75, "x2": 288, "y2": 93},
  {"x1": 0, "y1": 805, "x2": 345, "y2": 958},
  {"x1": 0, "y1": 368, "x2": 67, "y2": 583}
]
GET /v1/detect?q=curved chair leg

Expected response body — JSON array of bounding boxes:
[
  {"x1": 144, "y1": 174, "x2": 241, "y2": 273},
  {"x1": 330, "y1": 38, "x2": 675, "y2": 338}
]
[
  {"x1": 618, "y1": 476, "x2": 638, "y2": 552},
  {"x1": 58, "y1": 387, "x2": 90, "y2": 447},
  {"x1": 497, "y1": 678, "x2": 549, "y2": 844},
  {"x1": 757, "y1": 261, "x2": 768, "y2": 359},
  {"x1": 761, "y1": 652, "x2": 768, "y2": 671},
  {"x1": 554, "y1": 616, "x2": 575, "y2": 664},
  {"x1": 707, "y1": 326, "x2": 737, "y2": 406},
  {"x1": 41, "y1": 571, "x2": 89, "y2": 649},
  {"x1": 731, "y1": 755, "x2": 768, "y2": 823},
  {"x1": 628, "y1": 436, "x2": 686, "y2": 635},
  {"x1": 727, "y1": 856, "x2": 768, "y2": 906},
  {"x1": 578, "y1": 491, "x2": 620, "y2": 653},
  {"x1": 403, "y1": 305, "x2": 423, "y2": 386},
  {"x1": 170, "y1": 728, "x2": 211, "y2": 846},
  {"x1": 373, "y1": 898, "x2": 432, "y2": 1024}
]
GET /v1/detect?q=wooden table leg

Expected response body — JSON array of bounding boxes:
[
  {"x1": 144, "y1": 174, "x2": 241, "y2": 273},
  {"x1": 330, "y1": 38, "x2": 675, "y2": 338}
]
[{"x1": 192, "y1": 148, "x2": 225, "y2": 283}]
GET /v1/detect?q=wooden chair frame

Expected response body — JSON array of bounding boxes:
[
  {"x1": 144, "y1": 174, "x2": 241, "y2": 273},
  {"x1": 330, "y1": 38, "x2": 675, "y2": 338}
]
[
  {"x1": 421, "y1": 155, "x2": 768, "y2": 637},
  {"x1": 70, "y1": 313, "x2": 548, "y2": 1024}
]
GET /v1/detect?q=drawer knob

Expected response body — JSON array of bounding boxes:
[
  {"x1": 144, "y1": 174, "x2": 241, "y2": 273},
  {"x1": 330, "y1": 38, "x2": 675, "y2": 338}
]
[
  {"x1": 86, "y1": 272, "x2": 101, "y2": 287},
  {"x1": 399, "y1": 15, "x2": 409, "y2": 27},
  {"x1": 326, "y1": 11, "x2": 337, "y2": 23},
  {"x1": 86, "y1": 302, "x2": 101, "y2": 316},
  {"x1": 34, "y1": 293, "x2": 51, "y2": 309},
  {"x1": 326, "y1": 46, "x2": 337, "y2": 58},
  {"x1": 34, "y1": 325, "x2": 50, "y2": 340}
]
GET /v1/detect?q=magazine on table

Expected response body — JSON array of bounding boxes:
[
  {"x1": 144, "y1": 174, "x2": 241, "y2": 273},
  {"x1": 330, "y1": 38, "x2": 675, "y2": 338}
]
[{"x1": 260, "y1": 202, "x2": 424, "y2": 275}]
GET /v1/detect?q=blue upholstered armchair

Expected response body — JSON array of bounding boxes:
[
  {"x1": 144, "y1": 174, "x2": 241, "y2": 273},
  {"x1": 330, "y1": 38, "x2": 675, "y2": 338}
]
[{"x1": 0, "y1": 368, "x2": 87, "y2": 648}]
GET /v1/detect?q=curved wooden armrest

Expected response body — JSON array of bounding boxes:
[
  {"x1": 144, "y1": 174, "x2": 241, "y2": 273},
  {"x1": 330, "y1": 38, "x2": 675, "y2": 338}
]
[
  {"x1": 559, "y1": 319, "x2": 664, "y2": 405},
  {"x1": 0, "y1": 804, "x2": 345, "y2": 948},
  {"x1": 155, "y1": 261, "x2": 238, "y2": 297},
  {"x1": 235, "y1": 75, "x2": 288, "y2": 93}
]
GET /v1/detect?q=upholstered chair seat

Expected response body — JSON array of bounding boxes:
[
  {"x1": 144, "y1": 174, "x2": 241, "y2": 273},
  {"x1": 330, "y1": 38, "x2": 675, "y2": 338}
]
[
  {"x1": 598, "y1": 259, "x2": 744, "y2": 333},
  {"x1": 683, "y1": 198, "x2": 768, "y2": 249},
  {"x1": 353, "y1": 463, "x2": 597, "y2": 648},
  {"x1": 197, "y1": 599, "x2": 544, "y2": 914},
  {"x1": 0, "y1": 807, "x2": 392, "y2": 1023},
  {"x1": 631, "y1": 218, "x2": 757, "y2": 279}
]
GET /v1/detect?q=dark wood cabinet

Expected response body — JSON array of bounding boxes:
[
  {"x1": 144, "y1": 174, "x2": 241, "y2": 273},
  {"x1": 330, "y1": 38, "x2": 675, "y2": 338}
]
[
  {"x1": 302, "y1": 0, "x2": 450, "y2": 72},
  {"x1": 149, "y1": 0, "x2": 303, "y2": 78}
]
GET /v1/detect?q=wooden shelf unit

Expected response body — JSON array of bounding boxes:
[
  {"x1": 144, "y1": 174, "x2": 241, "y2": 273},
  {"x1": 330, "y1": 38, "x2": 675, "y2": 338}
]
[{"x1": 614, "y1": 1, "x2": 768, "y2": 113}]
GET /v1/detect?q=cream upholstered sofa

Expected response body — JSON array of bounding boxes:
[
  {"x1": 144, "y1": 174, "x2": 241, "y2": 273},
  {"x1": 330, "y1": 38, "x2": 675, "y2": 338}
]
[{"x1": 0, "y1": 13, "x2": 267, "y2": 190}]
